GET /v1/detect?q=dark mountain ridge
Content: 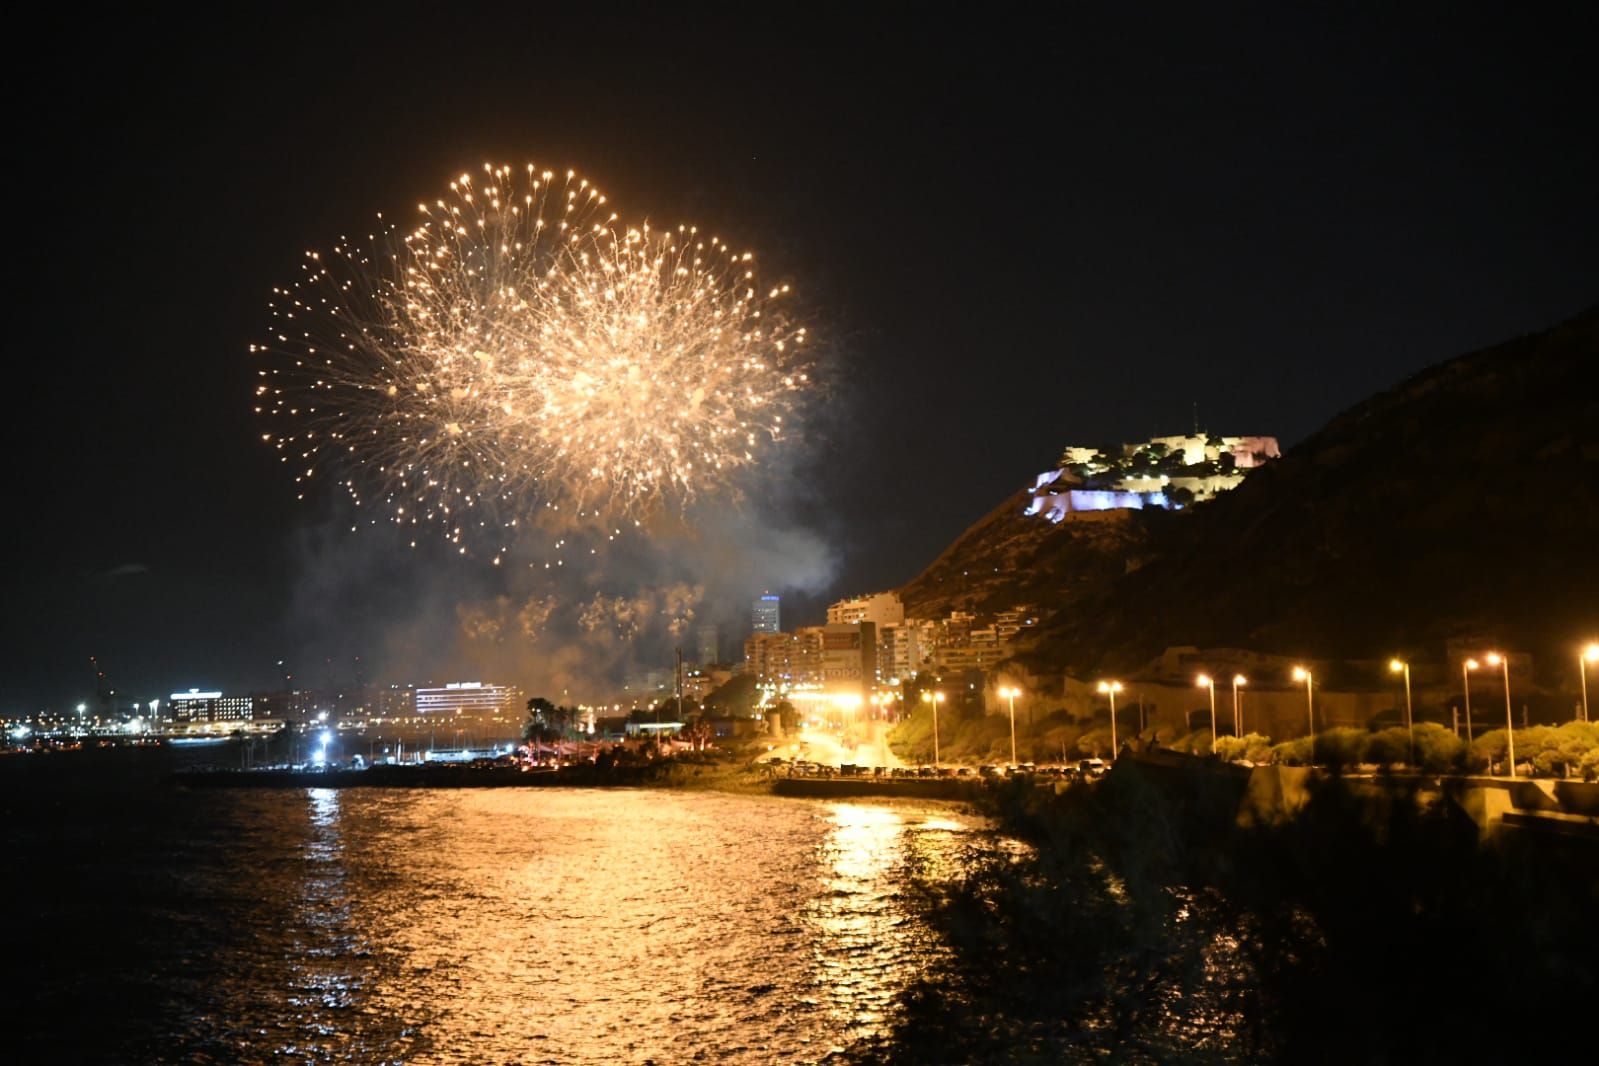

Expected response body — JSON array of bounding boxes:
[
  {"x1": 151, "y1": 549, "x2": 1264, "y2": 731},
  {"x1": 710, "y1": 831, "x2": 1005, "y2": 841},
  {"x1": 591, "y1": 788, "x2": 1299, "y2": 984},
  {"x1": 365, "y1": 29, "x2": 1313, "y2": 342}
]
[{"x1": 903, "y1": 306, "x2": 1599, "y2": 681}]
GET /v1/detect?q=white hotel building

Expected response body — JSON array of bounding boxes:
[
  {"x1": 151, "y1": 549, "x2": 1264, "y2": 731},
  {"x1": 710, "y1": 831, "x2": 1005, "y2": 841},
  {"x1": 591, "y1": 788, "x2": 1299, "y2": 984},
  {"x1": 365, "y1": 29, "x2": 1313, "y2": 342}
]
[{"x1": 414, "y1": 681, "x2": 522, "y2": 719}]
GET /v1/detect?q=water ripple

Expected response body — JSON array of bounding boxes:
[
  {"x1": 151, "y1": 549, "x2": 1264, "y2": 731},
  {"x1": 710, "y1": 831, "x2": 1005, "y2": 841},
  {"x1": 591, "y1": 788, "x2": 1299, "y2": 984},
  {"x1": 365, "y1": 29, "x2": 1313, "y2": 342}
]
[{"x1": 9, "y1": 780, "x2": 991, "y2": 1063}]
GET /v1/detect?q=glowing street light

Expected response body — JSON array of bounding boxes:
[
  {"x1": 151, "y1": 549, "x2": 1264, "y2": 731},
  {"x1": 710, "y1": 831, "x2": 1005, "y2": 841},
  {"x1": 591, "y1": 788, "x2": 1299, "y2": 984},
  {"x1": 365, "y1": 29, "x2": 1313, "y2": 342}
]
[
  {"x1": 1232, "y1": 675, "x2": 1248, "y2": 736},
  {"x1": 997, "y1": 685, "x2": 1023, "y2": 767},
  {"x1": 1292, "y1": 666, "x2": 1315, "y2": 764},
  {"x1": 1485, "y1": 653, "x2": 1515, "y2": 777},
  {"x1": 1462, "y1": 658, "x2": 1478, "y2": 746},
  {"x1": 869, "y1": 692, "x2": 898, "y2": 766},
  {"x1": 1580, "y1": 643, "x2": 1598, "y2": 724},
  {"x1": 921, "y1": 690, "x2": 946, "y2": 767},
  {"x1": 1196, "y1": 674, "x2": 1217, "y2": 744},
  {"x1": 1389, "y1": 659, "x2": 1415, "y2": 765},
  {"x1": 1097, "y1": 681, "x2": 1123, "y2": 758},
  {"x1": 869, "y1": 692, "x2": 891, "y2": 736}
]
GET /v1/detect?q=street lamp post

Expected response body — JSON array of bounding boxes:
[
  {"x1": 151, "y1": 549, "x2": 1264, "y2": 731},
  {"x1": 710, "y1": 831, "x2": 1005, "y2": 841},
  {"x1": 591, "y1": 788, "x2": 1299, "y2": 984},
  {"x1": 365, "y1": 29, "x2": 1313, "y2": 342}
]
[
  {"x1": 1389, "y1": 659, "x2": 1414, "y2": 765},
  {"x1": 1292, "y1": 667, "x2": 1315, "y2": 764},
  {"x1": 921, "y1": 690, "x2": 945, "y2": 767},
  {"x1": 998, "y1": 686, "x2": 1022, "y2": 767},
  {"x1": 1232, "y1": 675, "x2": 1248, "y2": 736},
  {"x1": 1580, "y1": 643, "x2": 1598, "y2": 724},
  {"x1": 871, "y1": 692, "x2": 895, "y2": 760},
  {"x1": 1486, "y1": 653, "x2": 1515, "y2": 777},
  {"x1": 1197, "y1": 674, "x2": 1217, "y2": 744},
  {"x1": 1462, "y1": 658, "x2": 1478, "y2": 746},
  {"x1": 1097, "y1": 681, "x2": 1123, "y2": 759}
]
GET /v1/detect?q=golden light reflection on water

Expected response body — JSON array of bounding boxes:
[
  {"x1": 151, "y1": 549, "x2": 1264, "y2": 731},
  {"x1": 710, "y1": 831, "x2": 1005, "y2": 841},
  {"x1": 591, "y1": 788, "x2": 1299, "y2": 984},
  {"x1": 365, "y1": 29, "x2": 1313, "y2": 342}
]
[
  {"x1": 805, "y1": 802, "x2": 978, "y2": 1046},
  {"x1": 245, "y1": 789, "x2": 1259, "y2": 1063},
  {"x1": 160, "y1": 788, "x2": 993, "y2": 1063},
  {"x1": 278, "y1": 787, "x2": 377, "y2": 1060},
  {"x1": 308, "y1": 786, "x2": 341, "y2": 833}
]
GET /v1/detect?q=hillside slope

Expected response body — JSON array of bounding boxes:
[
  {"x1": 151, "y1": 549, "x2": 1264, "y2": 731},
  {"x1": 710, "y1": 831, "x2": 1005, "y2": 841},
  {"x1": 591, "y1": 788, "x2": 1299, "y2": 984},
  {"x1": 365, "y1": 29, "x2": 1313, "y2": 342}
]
[
  {"x1": 906, "y1": 306, "x2": 1599, "y2": 678},
  {"x1": 898, "y1": 493, "x2": 1153, "y2": 623}
]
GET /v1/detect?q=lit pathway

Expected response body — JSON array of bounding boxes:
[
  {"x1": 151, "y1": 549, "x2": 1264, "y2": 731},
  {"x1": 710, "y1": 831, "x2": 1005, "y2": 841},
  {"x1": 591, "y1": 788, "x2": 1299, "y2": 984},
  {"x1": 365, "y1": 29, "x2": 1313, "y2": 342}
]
[{"x1": 789, "y1": 723, "x2": 904, "y2": 770}]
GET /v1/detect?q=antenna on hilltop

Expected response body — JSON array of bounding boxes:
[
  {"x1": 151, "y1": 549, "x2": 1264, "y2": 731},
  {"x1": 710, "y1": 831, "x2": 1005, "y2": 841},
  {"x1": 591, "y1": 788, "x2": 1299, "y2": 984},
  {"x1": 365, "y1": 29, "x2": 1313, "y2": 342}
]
[{"x1": 1192, "y1": 401, "x2": 1200, "y2": 436}]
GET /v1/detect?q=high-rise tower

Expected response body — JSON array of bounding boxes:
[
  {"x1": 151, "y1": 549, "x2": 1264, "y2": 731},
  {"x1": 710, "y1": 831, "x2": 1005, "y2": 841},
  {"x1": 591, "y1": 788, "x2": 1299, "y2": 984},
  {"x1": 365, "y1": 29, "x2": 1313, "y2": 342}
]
[
  {"x1": 752, "y1": 593, "x2": 781, "y2": 634},
  {"x1": 695, "y1": 622, "x2": 719, "y2": 665}
]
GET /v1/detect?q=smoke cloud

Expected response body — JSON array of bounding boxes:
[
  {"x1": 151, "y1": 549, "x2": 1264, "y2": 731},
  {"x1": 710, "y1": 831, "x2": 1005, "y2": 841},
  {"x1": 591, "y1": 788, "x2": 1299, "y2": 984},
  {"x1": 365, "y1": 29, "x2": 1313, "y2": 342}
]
[{"x1": 282, "y1": 494, "x2": 836, "y2": 700}]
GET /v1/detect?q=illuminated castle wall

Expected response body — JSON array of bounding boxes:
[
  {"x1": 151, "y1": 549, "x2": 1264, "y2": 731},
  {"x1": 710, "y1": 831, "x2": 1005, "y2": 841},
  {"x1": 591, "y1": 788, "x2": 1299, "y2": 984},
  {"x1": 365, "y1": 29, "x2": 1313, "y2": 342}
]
[
  {"x1": 1025, "y1": 478, "x2": 1168, "y2": 522},
  {"x1": 1026, "y1": 433, "x2": 1279, "y2": 522}
]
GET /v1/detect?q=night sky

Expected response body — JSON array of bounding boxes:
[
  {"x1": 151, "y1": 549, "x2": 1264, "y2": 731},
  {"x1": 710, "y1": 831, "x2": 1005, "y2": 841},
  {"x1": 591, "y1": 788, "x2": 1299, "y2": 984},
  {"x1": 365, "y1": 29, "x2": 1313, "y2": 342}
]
[{"x1": 5, "y1": 7, "x2": 1596, "y2": 710}]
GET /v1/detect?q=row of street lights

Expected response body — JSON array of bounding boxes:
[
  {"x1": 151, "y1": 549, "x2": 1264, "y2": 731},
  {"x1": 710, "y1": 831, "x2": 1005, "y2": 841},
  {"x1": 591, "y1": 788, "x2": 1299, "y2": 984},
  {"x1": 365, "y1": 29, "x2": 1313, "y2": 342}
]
[
  {"x1": 909, "y1": 643, "x2": 1597, "y2": 773},
  {"x1": 1193, "y1": 674, "x2": 1251, "y2": 740},
  {"x1": 1130, "y1": 642, "x2": 1597, "y2": 777},
  {"x1": 1432, "y1": 647, "x2": 1593, "y2": 777},
  {"x1": 917, "y1": 685, "x2": 1025, "y2": 768},
  {"x1": 1290, "y1": 656, "x2": 1510, "y2": 774}
]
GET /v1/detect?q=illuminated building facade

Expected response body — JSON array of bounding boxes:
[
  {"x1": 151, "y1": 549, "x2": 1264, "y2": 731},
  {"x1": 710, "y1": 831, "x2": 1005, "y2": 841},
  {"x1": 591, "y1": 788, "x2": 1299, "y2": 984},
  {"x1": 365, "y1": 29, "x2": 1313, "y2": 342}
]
[
  {"x1": 826, "y1": 591, "x2": 905, "y2": 628},
  {"x1": 876, "y1": 607, "x2": 1039, "y2": 682},
  {"x1": 1026, "y1": 433, "x2": 1280, "y2": 522},
  {"x1": 744, "y1": 629, "x2": 822, "y2": 688},
  {"x1": 375, "y1": 684, "x2": 416, "y2": 718},
  {"x1": 993, "y1": 606, "x2": 1039, "y2": 644},
  {"x1": 250, "y1": 689, "x2": 315, "y2": 723},
  {"x1": 746, "y1": 596, "x2": 1033, "y2": 690},
  {"x1": 877, "y1": 622, "x2": 933, "y2": 681},
  {"x1": 683, "y1": 666, "x2": 734, "y2": 702},
  {"x1": 820, "y1": 622, "x2": 878, "y2": 699},
  {"x1": 743, "y1": 632, "x2": 785, "y2": 684},
  {"x1": 169, "y1": 689, "x2": 254, "y2": 724},
  {"x1": 414, "y1": 682, "x2": 521, "y2": 720},
  {"x1": 752, "y1": 593, "x2": 781, "y2": 634}
]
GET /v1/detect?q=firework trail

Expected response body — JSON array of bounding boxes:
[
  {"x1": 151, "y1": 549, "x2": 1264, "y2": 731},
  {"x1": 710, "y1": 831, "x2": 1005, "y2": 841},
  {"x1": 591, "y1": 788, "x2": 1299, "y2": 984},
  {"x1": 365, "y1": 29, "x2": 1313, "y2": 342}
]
[{"x1": 254, "y1": 163, "x2": 811, "y2": 549}]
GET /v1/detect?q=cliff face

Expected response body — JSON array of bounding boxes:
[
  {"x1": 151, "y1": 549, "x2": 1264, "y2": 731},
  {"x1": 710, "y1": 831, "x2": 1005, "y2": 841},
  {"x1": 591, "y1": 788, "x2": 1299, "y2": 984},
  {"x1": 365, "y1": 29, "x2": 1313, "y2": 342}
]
[{"x1": 904, "y1": 307, "x2": 1599, "y2": 677}]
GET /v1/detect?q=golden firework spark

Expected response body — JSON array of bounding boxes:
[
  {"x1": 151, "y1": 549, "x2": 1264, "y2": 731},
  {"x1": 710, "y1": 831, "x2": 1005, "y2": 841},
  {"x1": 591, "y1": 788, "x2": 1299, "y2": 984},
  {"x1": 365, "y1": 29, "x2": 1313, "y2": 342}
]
[{"x1": 254, "y1": 163, "x2": 810, "y2": 543}]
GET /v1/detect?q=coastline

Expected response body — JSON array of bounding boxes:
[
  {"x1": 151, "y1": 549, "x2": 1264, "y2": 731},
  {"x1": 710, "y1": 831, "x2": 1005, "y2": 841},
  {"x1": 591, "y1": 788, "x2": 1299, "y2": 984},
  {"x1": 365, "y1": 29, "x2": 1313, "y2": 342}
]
[
  {"x1": 170, "y1": 758, "x2": 768, "y2": 792},
  {"x1": 168, "y1": 757, "x2": 998, "y2": 802}
]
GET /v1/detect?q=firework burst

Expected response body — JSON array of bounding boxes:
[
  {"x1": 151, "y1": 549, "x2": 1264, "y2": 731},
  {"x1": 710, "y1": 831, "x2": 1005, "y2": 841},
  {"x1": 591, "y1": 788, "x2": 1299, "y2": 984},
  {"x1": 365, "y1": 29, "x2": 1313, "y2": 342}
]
[{"x1": 254, "y1": 163, "x2": 810, "y2": 545}]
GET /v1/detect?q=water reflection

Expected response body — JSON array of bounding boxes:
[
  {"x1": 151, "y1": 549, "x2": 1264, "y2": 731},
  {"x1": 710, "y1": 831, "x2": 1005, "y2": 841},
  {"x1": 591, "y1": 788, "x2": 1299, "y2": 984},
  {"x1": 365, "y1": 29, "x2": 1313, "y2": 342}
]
[
  {"x1": 279, "y1": 787, "x2": 375, "y2": 1060},
  {"x1": 33, "y1": 786, "x2": 995, "y2": 1063},
  {"x1": 807, "y1": 803, "x2": 972, "y2": 1044},
  {"x1": 308, "y1": 786, "x2": 340, "y2": 826}
]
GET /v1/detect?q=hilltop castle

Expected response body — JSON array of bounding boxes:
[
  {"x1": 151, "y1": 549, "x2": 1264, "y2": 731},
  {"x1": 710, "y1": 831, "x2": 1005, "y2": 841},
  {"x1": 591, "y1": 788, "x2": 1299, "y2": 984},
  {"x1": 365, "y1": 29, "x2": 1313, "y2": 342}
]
[{"x1": 1026, "y1": 433, "x2": 1280, "y2": 522}]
